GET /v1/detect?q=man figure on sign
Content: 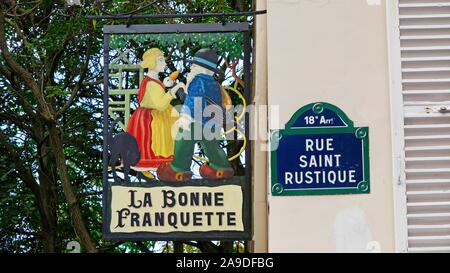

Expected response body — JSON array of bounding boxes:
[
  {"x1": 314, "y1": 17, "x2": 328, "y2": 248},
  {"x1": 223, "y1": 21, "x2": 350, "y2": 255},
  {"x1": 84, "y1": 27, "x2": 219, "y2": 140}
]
[{"x1": 157, "y1": 49, "x2": 234, "y2": 182}]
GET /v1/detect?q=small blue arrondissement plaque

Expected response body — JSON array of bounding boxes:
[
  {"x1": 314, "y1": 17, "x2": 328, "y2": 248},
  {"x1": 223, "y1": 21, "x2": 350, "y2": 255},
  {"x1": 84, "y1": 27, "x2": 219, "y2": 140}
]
[{"x1": 271, "y1": 102, "x2": 370, "y2": 196}]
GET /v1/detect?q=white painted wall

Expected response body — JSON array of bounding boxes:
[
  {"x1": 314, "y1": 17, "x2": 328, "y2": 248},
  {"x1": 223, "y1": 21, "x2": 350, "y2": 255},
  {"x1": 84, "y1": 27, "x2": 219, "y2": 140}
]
[{"x1": 266, "y1": 0, "x2": 396, "y2": 252}]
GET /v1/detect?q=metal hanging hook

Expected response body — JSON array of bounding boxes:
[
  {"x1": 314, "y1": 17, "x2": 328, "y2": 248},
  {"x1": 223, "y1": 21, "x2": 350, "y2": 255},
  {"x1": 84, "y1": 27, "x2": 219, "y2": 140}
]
[
  {"x1": 220, "y1": 13, "x2": 227, "y2": 26},
  {"x1": 126, "y1": 14, "x2": 132, "y2": 28}
]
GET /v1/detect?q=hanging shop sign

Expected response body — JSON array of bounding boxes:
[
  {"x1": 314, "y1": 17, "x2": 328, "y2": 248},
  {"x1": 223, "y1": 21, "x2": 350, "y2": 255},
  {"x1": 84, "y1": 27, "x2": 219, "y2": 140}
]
[
  {"x1": 102, "y1": 23, "x2": 252, "y2": 241},
  {"x1": 271, "y1": 102, "x2": 370, "y2": 196}
]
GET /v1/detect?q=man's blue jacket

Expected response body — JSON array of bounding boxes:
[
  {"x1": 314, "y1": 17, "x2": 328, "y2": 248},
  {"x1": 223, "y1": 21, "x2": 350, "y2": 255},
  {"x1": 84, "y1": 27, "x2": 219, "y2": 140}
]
[{"x1": 181, "y1": 73, "x2": 223, "y2": 128}]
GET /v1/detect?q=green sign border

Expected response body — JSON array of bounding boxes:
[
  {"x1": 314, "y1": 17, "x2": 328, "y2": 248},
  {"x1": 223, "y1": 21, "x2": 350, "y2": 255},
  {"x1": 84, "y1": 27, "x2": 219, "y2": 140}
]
[{"x1": 270, "y1": 102, "x2": 370, "y2": 196}]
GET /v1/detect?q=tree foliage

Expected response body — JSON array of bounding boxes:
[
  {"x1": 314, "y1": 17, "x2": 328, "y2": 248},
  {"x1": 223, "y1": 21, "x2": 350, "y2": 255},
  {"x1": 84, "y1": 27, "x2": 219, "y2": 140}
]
[{"x1": 0, "y1": 0, "x2": 252, "y2": 253}]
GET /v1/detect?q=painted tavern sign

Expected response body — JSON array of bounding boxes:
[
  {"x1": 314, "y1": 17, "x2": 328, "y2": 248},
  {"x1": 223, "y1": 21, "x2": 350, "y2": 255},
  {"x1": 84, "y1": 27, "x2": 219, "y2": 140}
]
[
  {"x1": 271, "y1": 102, "x2": 370, "y2": 196},
  {"x1": 102, "y1": 23, "x2": 252, "y2": 241}
]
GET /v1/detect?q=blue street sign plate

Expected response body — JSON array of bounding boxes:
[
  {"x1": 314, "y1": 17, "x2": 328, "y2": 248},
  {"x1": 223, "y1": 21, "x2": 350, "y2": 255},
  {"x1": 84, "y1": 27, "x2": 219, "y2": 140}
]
[{"x1": 271, "y1": 102, "x2": 370, "y2": 196}]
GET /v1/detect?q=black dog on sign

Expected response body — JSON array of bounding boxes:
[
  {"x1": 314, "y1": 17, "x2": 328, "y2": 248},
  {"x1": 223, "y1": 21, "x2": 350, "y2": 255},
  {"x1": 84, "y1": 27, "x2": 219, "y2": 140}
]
[{"x1": 108, "y1": 117, "x2": 141, "y2": 183}]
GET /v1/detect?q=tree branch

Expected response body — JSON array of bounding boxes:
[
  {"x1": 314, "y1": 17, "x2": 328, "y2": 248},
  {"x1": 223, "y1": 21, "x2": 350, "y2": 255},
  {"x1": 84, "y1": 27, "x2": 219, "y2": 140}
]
[
  {"x1": 97, "y1": 241, "x2": 125, "y2": 253},
  {"x1": 1, "y1": 77, "x2": 40, "y2": 130},
  {"x1": 0, "y1": 61, "x2": 12, "y2": 80},
  {"x1": 0, "y1": 9, "x2": 54, "y2": 122},
  {"x1": 0, "y1": 112, "x2": 31, "y2": 133},
  {"x1": 135, "y1": 242, "x2": 152, "y2": 253},
  {"x1": 56, "y1": 21, "x2": 94, "y2": 118},
  {"x1": 4, "y1": 17, "x2": 30, "y2": 48},
  {"x1": 48, "y1": 125, "x2": 97, "y2": 253},
  {"x1": 8, "y1": 85, "x2": 39, "y2": 123},
  {"x1": 224, "y1": 57, "x2": 244, "y2": 88},
  {"x1": 44, "y1": 33, "x2": 71, "y2": 85},
  {"x1": 0, "y1": 132, "x2": 40, "y2": 196}
]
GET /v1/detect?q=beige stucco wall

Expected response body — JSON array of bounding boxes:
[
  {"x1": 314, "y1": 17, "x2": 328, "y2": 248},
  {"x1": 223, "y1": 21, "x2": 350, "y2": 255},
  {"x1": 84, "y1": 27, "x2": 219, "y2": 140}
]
[
  {"x1": 266, "y1": 0, "x2": 396, "y2": 252},
  {"x1": 252, "y1": 0, "x2": 269, "y2": 253}
]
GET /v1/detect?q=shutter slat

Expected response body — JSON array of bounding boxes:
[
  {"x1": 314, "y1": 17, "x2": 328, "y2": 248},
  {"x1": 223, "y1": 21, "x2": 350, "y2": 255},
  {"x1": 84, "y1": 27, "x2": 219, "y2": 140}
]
[
  {"x1": 405, "y1": 135, "x2": 450, "y2": 142},
  {"x1": 401, "y1": 45, "x2": 450, "y2": 50},
  {"x1": 400, "y1": 3, "x2": 450, "y2": 8},
  {"x1": 403, "y1": 67, "x2": 450, "y2": 72},
  {"x1": 402, "y1": 57, "x2": 450, "y2": 61},
  {"x1": 407, "y1": 179, "x2": 450, "y2": 183},
  {"x1": 405, "y1": 146, "x2": 450, "y2": 151},
  {"x1": 404, "y1": 124, "x2": 450, "y2": 129},
  {"x1": 401, "y1": 24, "x2": 450, "y2": 30},
  {"x1": 400, "y1": 14, "x2": 450, "y2": 19},
  {"x1": 405, "y1": 157, "x2": 450, "y2": 159},
  {"x1": 401, "y1": 35, "x2": 450, "y2": 40},
  {"x1": 409, "y1": 246, "x2": 450, "y2": 253}
]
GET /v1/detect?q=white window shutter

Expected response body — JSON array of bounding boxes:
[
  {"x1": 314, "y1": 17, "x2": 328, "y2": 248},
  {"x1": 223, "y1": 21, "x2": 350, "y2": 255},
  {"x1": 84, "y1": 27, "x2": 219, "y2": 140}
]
[{"x1": 399, "y1": 0, "x2": 450, "y2": 253}]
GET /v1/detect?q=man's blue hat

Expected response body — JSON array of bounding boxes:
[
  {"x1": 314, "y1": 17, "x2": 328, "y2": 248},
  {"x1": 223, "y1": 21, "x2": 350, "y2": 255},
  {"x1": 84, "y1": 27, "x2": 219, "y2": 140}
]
[{"x1": 188, "y1": 48, "x2": 223, "y2": 76}]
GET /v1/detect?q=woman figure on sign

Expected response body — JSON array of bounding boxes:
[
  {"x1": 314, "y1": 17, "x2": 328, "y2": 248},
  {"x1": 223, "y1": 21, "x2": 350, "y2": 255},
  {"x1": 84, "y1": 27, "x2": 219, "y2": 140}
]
[{"x1": 127, "y1": 48, "x2": 184, "y2": 177}]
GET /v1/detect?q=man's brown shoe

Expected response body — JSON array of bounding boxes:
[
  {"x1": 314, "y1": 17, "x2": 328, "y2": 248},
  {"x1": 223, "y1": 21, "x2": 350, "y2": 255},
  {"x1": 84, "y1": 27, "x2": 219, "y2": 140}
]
[
  {"x1": 157, "y1": 163, "x2": 193, "y2": 182},
  {"x1": 199, "y1": 164, "x2": 234, "y2": 180}
]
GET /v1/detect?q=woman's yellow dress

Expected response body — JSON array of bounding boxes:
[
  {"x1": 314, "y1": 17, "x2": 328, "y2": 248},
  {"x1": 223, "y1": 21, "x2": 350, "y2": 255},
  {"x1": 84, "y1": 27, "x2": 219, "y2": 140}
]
[{"x1": 126, "y1": 77, "x2": 178, "y2": 168}]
